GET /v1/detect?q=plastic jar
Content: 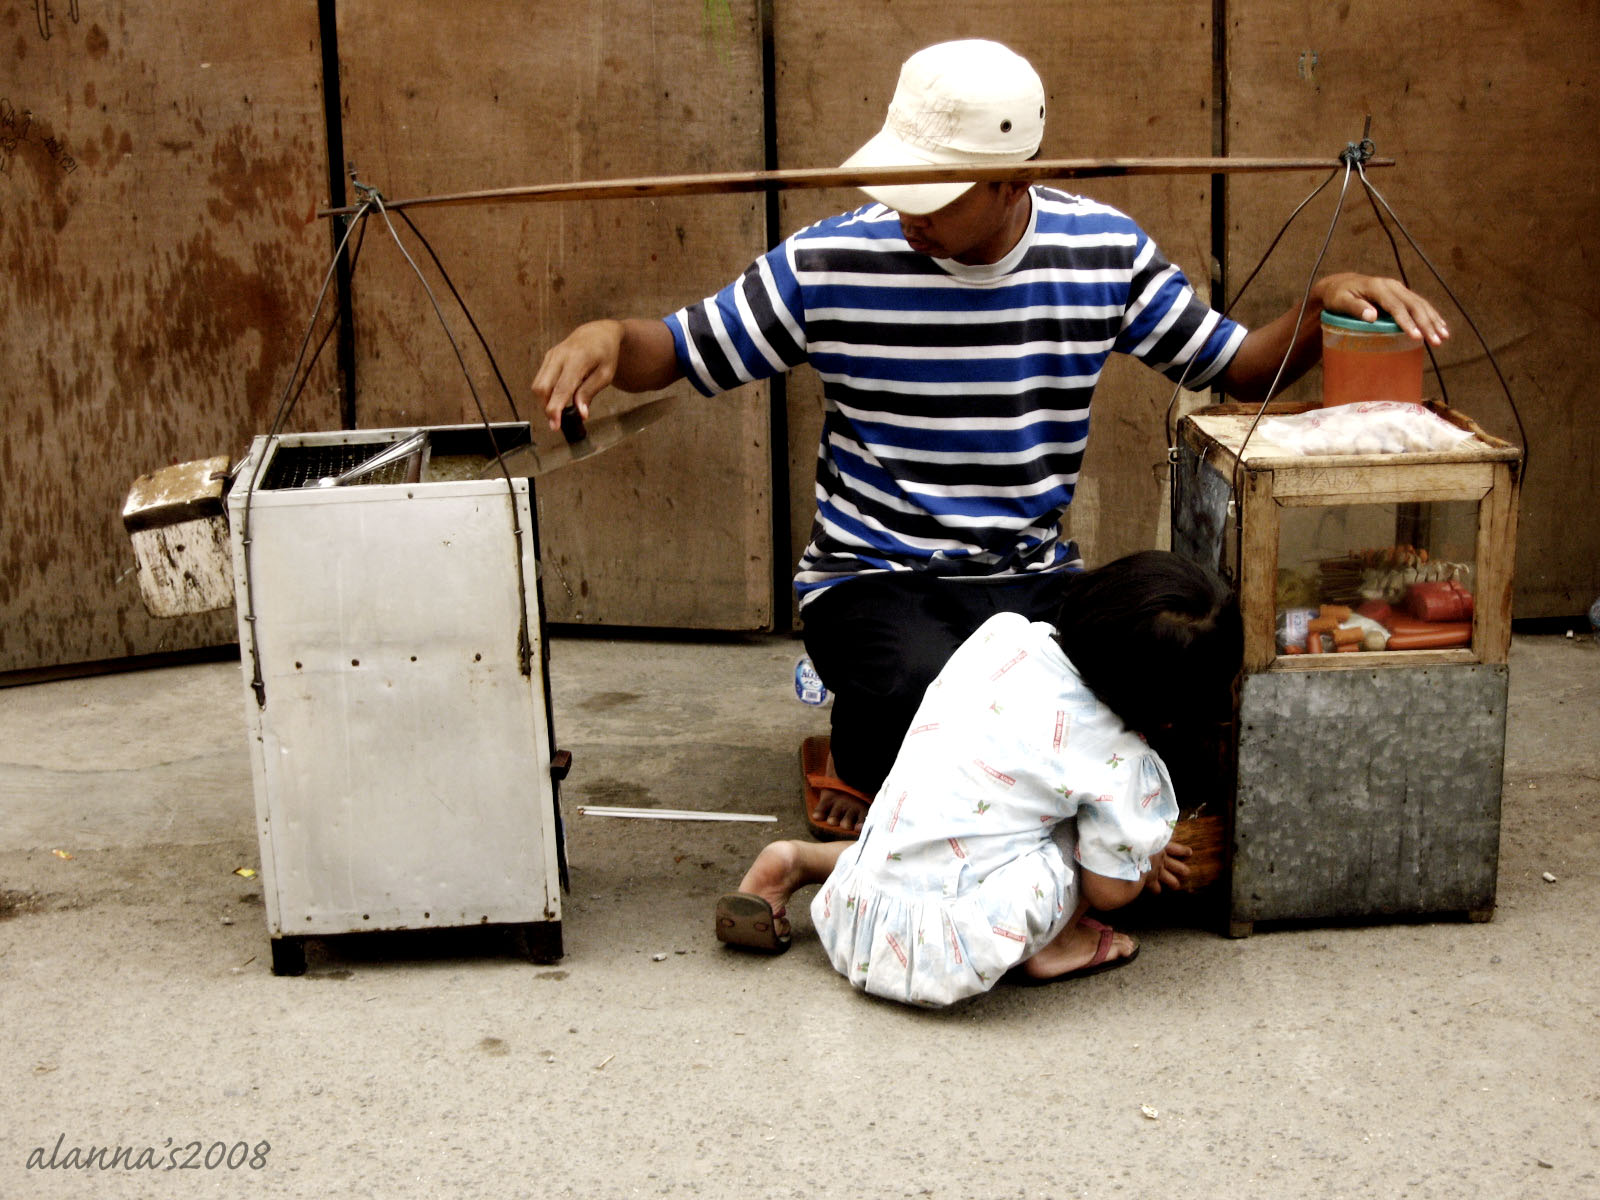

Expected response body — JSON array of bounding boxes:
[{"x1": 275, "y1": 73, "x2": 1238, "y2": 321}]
[{"x1": 1319, "y1": 311, "x2": 1424, "y2": 407}]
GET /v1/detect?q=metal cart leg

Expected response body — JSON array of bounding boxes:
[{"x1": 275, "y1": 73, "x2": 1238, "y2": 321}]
[
  {"x1": 270, "y1": 936, "x2": 307, "y2": 977},
  {"x1": 513, "y1": 921, "x2": 563, "y2": 965}
]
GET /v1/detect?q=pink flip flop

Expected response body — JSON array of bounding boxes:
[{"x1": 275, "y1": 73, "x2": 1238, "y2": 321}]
[{"x1": 1005, "y1": 918, "x2": 1140, "y2": 986}]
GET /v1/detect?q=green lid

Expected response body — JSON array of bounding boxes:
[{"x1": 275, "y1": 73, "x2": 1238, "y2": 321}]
[{"x1": 1321, "y1": 309, "x2": 1402, "y2": 334}]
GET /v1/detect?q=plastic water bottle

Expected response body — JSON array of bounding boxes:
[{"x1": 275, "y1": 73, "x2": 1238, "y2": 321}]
[{"x1": 794, "y1": 655, "x2": 829, "y2": 706}]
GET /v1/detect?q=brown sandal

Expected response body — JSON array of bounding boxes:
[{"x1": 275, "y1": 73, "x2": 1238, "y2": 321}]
[{"x1": 714, "y1": 892, "x2": 791, "y2": 954}]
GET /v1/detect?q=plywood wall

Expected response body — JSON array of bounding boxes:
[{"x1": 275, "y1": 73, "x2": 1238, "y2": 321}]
[
  {"x1": 5, "y1": 2, "x2": 1596, "y2": 676},
  {"x1": 0, "y1": 1, "x2": 340, "y2": 674},
  {"x1": 1224, "y1": 0, "x2": 1600, "y2": 616},
  {"x1": 331, "y1": 1, "x2": 774, "y2": 630}
]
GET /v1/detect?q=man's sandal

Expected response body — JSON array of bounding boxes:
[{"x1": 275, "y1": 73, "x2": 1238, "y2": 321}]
[{"x1": 799, "y1": 734, "x2": 871, "y2": 841}]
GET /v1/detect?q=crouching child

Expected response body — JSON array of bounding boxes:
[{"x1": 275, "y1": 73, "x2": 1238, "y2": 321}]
[{"x1": 715, "y1": 550, "x2": 1242, "y2": 1007}]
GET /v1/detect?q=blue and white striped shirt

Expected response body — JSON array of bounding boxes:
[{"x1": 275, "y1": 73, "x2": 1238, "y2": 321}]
[{"x1": 665, "y1": 187, "x2": 1246, "y2": 608}]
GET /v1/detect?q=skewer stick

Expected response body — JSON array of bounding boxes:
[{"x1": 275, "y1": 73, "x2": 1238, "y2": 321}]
[
  {"x1": 577, "y1": 806, "x2": 778, "y2": 823},
  {"x1": 317, "y1": 156, "x2": 1392, "y2": 218}
]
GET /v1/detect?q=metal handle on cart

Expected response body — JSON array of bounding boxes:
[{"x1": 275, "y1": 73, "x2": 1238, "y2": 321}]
[
  {"x1": 549, "y1": 749, "x2": 573, "y2": 783},
  {"x1": 317, "y1": 431, "x2": 428, "y2": 487}
]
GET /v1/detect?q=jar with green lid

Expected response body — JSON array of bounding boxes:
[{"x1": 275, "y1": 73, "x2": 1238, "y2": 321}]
[{"x1": 1319, "y1": 310, "x2": 1424, "y2": 406}]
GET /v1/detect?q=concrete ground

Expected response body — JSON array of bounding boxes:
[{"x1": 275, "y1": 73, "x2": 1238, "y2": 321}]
[{"x1": 1, "y1": 630, "x2": 1596, "y2": 1199}]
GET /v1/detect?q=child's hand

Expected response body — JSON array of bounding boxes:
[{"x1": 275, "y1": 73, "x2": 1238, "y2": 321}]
[{"x1": 1145, "y1": 839, "x2": 1192, "y2": 894}]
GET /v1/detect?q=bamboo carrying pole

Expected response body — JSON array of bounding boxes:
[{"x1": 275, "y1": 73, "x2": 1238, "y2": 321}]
[{"x1": 318, "y1": 156, "x2": 1392, "y2": 218}]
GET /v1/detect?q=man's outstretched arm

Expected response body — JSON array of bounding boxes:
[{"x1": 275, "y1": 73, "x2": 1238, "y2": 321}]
[{"x1": 531, "y1": 318, "x2": 683, "y2": 430}]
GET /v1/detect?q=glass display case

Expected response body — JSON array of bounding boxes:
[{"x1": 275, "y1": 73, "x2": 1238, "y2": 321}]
[
  {"x1": 1276, "y1": 498, "x2": 1479, "y2": 655},
  {"x1": 1173, "y1": 403, "x2": 1521, "y2": 672}
]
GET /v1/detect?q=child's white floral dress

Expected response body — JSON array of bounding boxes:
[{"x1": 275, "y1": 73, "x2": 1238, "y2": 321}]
[{"x1": 811, "y1": 611, "x2": 1178, "y2": 1007}]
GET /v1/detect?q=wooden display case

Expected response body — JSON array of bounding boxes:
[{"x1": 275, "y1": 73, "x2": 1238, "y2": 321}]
[{"x1": 1172, "y1": 403, "x2": 1523, "y2": 936}]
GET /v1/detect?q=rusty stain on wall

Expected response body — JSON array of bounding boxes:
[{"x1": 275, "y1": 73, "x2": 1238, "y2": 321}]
[
  {"x1": 206, "y1": 123, "x2": 301, "y2": 226},
  {"x1": 2, "y1": 0, "x2": 334, "y2": 674}
]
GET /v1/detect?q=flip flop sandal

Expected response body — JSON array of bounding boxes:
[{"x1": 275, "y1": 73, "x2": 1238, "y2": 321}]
[
  {"x1": 1003, "y1": 917, "x2": 1140, "y2": 986},
  {"x1": 799, "y1": 734, "x2": 872, "y2": 842},
  {"x1": 715, "y1": 891, "x2": 791, "y2": 954}
]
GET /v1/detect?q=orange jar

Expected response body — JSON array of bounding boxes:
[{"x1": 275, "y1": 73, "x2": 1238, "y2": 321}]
[{"x1": 1319, "y1": 311, "x2": 1424, "y2": 406}]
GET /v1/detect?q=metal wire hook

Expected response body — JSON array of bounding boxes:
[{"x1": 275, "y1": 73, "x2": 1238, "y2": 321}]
[
  {"x1": 1340, "y1": 116, "x2": 1377, "y2": 167},
  {"x1": 348, "y1": 161, "x2": 384, "y2": 205}
]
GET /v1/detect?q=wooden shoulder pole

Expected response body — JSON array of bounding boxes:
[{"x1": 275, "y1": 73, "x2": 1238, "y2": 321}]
[{"x1": 317, "y1": 156, "x2": 1392, "y2": 218}]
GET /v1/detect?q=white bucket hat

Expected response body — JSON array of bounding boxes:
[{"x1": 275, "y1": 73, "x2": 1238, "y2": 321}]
[{"x1": 841, "y1": 39, "x2": 1046, "y2": 215}]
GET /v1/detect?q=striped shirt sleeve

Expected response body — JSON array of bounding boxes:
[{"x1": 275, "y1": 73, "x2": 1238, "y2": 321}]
[
  {"x1": 1112, "y1": 229, "x2": 1245, "y2": 388},
  {"x1": 666, "y1": 241, "x2": 809, "y2": 396}
]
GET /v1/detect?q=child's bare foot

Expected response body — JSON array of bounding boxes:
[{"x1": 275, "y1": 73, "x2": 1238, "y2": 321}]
[
  {"x1": 1018, "y1": 917, "x2": 1138, "y2": 982},
  {"x1": 737, "y1": 840, "x2": 805, "y2": 914},
  {"x1": 736, "y1": 838, "x2": 853, "y2": 914},
  {"x1": 718, "y1": 839, "x2": 851, "y2": 954}
]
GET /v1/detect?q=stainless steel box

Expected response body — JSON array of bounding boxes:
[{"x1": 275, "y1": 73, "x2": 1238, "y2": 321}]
[{"x1": 228, "y1": 425, "x2": 564, "y2": 974}]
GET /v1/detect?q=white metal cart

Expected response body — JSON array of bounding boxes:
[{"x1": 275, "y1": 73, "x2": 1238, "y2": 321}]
[{"x1": 228, "y1": 423, "x2": 567, "y2": 975}]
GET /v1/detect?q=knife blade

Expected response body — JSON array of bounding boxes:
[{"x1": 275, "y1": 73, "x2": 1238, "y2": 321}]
[{"x1": 481, "y1": 394, "x2": 683, "y2": 478}]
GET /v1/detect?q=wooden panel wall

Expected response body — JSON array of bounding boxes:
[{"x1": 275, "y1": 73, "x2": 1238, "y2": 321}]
[
  {"x1": 5, "y1": 3, "x2": 1595, "y2": 675},
  {"x1": 0, "y1": 1, "x2": 340, "y2": 674},
  {"x1": 772, "y1": 2, "x2": 1220, "y2": 620},
  {"x1": 332, "y1": 1, "x2": 774, "y2": 630},
  {"x1": 1225, "y1": 0, "x2": 1600, "y2": 617}
]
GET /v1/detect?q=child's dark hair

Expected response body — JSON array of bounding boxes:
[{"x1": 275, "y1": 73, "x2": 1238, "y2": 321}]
[{"x1": 1051, "y1": 551, "x2": 1242, "y2": 734}]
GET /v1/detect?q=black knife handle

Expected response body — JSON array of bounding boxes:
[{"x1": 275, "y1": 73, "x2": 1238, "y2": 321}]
[{"x1": 559, "y1": 404, "x2": 587, "y2": 445}]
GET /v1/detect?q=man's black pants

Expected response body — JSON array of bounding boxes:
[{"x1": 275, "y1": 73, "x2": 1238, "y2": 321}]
[{"x1": 799, "y1": 570, "x2": 1077, "y2": 797}]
